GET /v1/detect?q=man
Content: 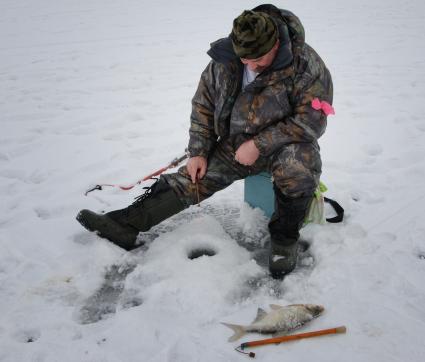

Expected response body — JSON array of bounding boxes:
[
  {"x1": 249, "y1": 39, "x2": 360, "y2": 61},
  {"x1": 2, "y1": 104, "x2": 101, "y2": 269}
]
[{"x1": 77, "y1": 4, "x2": 333, "y2": 279}]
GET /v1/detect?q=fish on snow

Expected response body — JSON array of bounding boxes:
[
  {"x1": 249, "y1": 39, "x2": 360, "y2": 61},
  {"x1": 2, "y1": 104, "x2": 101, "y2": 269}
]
[{"x1": 222, "y1": 304, "x2": 324, "y2": 342}]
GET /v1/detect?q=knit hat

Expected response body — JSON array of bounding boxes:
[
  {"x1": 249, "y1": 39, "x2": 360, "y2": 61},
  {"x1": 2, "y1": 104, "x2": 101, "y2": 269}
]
[{"x1": 231, "y1": 10, "x2": 278, "y2": 59}]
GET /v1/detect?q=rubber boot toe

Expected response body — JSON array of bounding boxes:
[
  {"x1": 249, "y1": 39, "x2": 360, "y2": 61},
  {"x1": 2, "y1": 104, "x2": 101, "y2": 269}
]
[
  {"x1": 269, "y1": 242, "x2": 298, "y2": 279},
  {"x1": 76, "y1": 209, "x2": 139, "y2": 251}
]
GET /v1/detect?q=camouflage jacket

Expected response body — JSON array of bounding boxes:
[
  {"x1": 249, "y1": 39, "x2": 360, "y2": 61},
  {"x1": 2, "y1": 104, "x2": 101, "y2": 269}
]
[{"x1": 188, "y1": 4, "x2": 333, "y2": 158}]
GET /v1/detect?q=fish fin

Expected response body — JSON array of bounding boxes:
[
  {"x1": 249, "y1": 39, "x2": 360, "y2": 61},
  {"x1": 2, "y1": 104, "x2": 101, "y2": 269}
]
[
  {"x1": 221, "y1": 322, "x2": 246, "y2": 342},
  {"x1": 251, "y1": 308, "x2": 267, "y2": 324},
  {"x1": 269, "y1": 304, "x2": 284, "y2": 310}
]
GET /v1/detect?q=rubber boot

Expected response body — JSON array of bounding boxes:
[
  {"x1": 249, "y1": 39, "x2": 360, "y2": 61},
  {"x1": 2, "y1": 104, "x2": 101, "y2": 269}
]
[
  {"x1": 76, "y1": 178, "x2": 185, "y2": 250},
  {"x1": 268, "y1": 188, "x2": 313, "y2": 279}
]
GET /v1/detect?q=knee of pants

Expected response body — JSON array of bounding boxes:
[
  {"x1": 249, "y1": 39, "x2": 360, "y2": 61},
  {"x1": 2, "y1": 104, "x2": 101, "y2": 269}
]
[
  {"x1": 273, "y1": 172, "x2": 319, "y2": 198},
  {"x1": 161, "y1": 170, "x2": 196, "y2": 208},
  {"x1": 271, "y1": 144, "x2": 321, "y2": 198}
]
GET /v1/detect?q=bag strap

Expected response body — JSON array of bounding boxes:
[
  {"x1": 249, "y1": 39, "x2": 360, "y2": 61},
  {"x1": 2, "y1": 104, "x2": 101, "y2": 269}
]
[{"x1": 324, "y1": 197, "x2": 344, "y2": 223}]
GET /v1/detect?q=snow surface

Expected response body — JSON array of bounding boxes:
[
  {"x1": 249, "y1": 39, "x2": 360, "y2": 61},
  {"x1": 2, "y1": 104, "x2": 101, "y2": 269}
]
[{"x1": 1, "y1": 0, "x2": 425, "y2": 361}]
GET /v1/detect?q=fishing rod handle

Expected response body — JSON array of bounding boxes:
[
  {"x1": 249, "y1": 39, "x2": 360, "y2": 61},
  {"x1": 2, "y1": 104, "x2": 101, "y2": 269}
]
[{"x1": 241, "y1": 326, "x2": 346, "y2": 349}]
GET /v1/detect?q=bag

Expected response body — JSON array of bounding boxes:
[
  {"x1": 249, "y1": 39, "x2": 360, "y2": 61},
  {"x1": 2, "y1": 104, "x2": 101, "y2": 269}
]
[{"x1": 304, "y1": 181, "x2": 344, "y2": 225}]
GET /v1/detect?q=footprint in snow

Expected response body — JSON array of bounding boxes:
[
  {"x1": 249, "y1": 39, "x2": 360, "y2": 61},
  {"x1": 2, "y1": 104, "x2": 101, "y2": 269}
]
[
  {"x1": 34, "y1": 206, "x2": 66, "y2": 220},
  {"x1": 73, "y1": 231, "x2": 98, "y2": 246},
  {"x1": 75, "y1": 263, "x2": 138, "y2": 324}
]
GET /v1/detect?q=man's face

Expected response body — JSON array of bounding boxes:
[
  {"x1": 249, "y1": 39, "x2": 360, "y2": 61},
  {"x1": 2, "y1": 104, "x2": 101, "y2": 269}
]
[{"x1": 240, "y1": 40, "x2": 280, "y2": 73}]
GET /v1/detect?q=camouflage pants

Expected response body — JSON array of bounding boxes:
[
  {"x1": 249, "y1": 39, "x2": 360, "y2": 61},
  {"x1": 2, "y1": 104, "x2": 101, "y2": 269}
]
[{"x1": 163, "y1": 138, "x2": 321, "y2": 208}]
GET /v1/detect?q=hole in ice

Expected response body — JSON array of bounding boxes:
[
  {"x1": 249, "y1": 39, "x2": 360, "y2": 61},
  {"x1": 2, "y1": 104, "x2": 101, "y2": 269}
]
[{"x1": 187, "y1": 247, "x2": 216, "y2": 260}]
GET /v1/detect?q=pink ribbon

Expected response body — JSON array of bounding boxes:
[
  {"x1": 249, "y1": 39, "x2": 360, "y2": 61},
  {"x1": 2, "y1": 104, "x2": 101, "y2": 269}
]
[{"x1": 311, "y1": 98, "x2": 335, "y2": 116}]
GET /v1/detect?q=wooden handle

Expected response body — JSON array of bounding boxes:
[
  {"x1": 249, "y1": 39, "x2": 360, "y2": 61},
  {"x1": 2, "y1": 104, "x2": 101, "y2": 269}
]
[{"x1": 241, "y1": 326, "x2": 347, "y2": 349}]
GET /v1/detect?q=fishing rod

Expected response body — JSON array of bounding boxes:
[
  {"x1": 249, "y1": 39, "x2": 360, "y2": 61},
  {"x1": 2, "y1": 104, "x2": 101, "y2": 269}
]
[
  {"x1": 235, "y1": 326, "x2": 347, "y2": 358},
  {"x1": 85, "y1": 150, "x2": 189, "y2": 196}
]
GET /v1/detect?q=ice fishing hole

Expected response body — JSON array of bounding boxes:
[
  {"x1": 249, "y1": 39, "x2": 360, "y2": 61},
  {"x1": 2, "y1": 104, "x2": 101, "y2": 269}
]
[{"x1": 188, "y1": 247, "x2": 216, "y2": 260}]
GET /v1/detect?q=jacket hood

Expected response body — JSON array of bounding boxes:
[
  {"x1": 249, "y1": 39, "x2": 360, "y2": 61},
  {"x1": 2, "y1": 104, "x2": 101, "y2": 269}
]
[{"x1": 207, "y1": 4, "x2": 305, "y2": 71}]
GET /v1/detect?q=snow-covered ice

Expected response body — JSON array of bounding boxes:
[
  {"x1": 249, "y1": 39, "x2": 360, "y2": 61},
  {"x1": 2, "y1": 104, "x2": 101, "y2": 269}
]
[{"x1": 1, "y1": 0, "x2": 425, "y2": 361}]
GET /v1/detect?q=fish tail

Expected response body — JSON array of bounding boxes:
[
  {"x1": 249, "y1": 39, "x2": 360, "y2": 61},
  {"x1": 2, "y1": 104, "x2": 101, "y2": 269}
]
[{"x1": 221, "y1": 322, "x2": 246, "y2": 342}]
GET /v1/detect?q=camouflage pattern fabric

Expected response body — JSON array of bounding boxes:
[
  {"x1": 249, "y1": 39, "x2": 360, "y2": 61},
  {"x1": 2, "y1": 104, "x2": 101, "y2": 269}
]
[
  {"x1": 167, "y1": 4, "x2": 331, "y2": 206},
  {"x1": 231, "y1": 10, "x2": 278, "y2": 59},
  {"x1": 163, "y1": 137, "x2": 321, "y2": 207},
  {"x1": 188, "y1": 4, "x2": 332, "y2": 160}
]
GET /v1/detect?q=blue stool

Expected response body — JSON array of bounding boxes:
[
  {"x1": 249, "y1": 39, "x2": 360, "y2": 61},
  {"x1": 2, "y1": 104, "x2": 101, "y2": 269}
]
[
  {"x1": 244, "y1": 176, "x2": 343, "y2": 224},
  {"x1": 244, "y1": 172, "x2": 274, "y2": 218}
]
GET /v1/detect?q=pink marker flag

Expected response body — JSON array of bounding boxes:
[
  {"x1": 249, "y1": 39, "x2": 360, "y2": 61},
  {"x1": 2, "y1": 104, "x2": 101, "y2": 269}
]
[{"x1": 311, "y1": 98, "x2": 335, "y2": 116}]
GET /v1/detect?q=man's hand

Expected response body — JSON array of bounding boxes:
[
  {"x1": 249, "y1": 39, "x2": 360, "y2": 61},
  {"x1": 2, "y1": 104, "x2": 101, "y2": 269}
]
[
  {"x1": 186, "y1": 156, "x2": 207, "y2": 184},
  {"x1": 235, "y1": 139, "x2": 260, "y2": 166}
]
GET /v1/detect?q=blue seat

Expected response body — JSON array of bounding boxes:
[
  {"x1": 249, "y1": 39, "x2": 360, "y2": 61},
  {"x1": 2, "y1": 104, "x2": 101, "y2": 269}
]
[
  {"x1": 245, "y1": 175, "x2": 337, "y2": 225},
  {"x1": 244, "y1": 172, "x2": 274, "y2": 217}
]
